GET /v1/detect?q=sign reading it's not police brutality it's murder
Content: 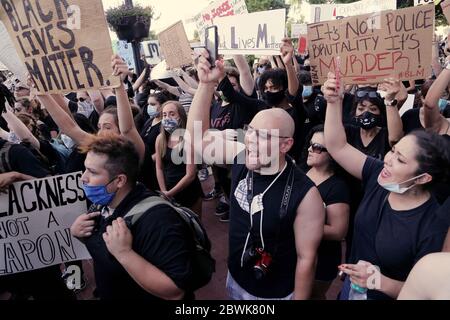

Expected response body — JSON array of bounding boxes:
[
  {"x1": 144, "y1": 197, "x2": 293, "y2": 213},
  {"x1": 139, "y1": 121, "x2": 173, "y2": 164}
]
[
  {"x1": 215, "y1": 9, "x2": 286, "y2": 55},
  {"x1": 0, "y1": 172, "x2": 91, "y2": 276},
  {"x1": 0, "y1": 0, "x2": 120, "y2": 94},
  {"x1": 307, "y1": 4, "x2": 434, "y2": 85}
]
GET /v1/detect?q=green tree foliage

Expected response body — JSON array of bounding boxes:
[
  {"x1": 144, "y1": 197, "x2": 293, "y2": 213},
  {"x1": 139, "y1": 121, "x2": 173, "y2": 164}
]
[{"x1": 246, "y1": 0, "x2": 290, "y2": 13}]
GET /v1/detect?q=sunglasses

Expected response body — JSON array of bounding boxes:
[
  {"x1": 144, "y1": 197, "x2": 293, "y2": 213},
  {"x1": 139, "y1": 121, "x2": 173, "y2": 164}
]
[
  {"x1": 309, "y1": 142, "x2": 328, "y2": 154},
  {"x1": 356, "y1": 90, "x2": 380, "y2": 99}
]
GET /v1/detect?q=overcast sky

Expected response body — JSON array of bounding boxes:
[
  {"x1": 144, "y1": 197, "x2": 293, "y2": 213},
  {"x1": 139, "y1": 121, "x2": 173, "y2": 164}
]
[{"x1": 102, "y1": 0, "x2": 212, "y2": 39}]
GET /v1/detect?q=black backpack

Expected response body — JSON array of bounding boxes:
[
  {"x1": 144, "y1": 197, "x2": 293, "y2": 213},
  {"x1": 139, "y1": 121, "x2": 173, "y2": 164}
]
[
  {"x1": 0, "y1": 141, "x2": 12, "y2": 173},
  {"x1": 124, "y1": 196, "x2": 215, "y2": 291}
]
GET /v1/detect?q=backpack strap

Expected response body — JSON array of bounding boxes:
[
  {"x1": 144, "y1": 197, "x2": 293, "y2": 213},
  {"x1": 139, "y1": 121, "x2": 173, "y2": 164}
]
[
  {"x1": 124, "y1": 196, "x2": 176, "y2": 226},
  {"x1": 0, "y1": 141, "x2": 12, "y2": 173}
]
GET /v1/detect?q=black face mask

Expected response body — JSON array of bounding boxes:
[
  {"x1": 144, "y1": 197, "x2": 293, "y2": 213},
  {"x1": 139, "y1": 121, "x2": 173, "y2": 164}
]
[
  {"x1": 263, "y1": 90, "x2": 285, "y2": 106},
  {"x1": 354, "y1": 111, "x2": 381, "y2": 130}
]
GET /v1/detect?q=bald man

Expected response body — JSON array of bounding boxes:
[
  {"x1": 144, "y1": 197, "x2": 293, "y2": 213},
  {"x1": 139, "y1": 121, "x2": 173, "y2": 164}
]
[
  {"x1": 185, "y1": 49, "x2": 325, "y2": 300},
  {"x1": 398, "y1": 253, "x2": 450, "y2": 300}
]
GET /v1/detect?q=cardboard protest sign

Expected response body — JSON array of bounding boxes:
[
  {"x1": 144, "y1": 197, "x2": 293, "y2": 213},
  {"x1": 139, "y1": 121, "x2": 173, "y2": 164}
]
[
  {"x1": 441, "y1": 0, "x2": 450, "y2": 23},
  {"x1": 116, "y1": 40, "x2": 135, "y2": 70},
  {"x1": 308, "y1": 5, "x2": 434, "y2": 85},
  {"x1": 193, "y1": 0, "x2": 248, "y2": 40},
  {"x1": 215, "y1": 9, "x2": 286, "y2": 55},
  {"x1": 0, "y1": 0, "x2": 120, "y2": 94},
  {"x1": 0, "y1": 172, "x2": 91, "y2": 276},
  {"x1": 157, "y1": 21, "x2": 193, "y2": 69},
  {"x1": 142, "y1": 40, "x2": 161, "y2": 65},
  {"x1": 310, "y1": 0, "x2": 396, "y2": 23},
  {"x1": 291, "y1": 24, "x2": 307, "y2": 39}
]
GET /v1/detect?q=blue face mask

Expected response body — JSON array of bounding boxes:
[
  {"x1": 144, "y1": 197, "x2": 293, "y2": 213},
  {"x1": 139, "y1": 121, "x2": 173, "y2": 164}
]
[
  {"x1": 302, "y1": 86, "x2": 313, "y2": 98},
  {"x1": 147, "y1": 105, "x2": 159, "y2": 119},
  {"x1": 438, "y1": 99, "x2": 448, "y2": 112},
  {"x1": 162, "y1": 118, "x2": 179, "y2": 134},
  {"x1": 82, "y1": 178, "x2": 117, "y2": 206}
]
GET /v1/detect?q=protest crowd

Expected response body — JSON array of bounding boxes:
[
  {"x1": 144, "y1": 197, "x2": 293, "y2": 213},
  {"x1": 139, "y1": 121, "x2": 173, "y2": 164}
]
[{"x1": 0, "y1": 0, "x2": 450, "y2": 302}]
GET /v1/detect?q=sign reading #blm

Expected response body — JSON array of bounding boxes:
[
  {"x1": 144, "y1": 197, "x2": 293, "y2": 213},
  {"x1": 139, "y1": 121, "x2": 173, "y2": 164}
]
[
  {"x1": 307, "y1": 4, "x2": 434, "y2": 85},
  {"x1": 0, "y1": 172, "x2": 91, "y2": 276},
  {"x1": 0, "y1": 0, "x2": 120, "y2": 94}
]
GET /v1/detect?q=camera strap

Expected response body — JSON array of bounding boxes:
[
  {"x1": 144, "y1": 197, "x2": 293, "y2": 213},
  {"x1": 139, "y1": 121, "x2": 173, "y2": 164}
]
[{"x1": 240, "y1": 158, "x2": 296, "y2": 267}]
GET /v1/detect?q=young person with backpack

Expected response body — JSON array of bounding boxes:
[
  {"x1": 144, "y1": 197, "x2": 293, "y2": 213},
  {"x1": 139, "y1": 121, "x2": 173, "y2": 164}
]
[{"x1": 70, "y1": 134, "x2": 213, "y2": 300}]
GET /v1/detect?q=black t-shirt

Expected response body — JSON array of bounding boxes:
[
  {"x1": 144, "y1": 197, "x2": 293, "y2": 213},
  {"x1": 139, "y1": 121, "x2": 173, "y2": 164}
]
[
  {"x1": 212, "y1": 77, "x2": 262, "y2": 130},
  {"x1": 228, "y1": 155, "x2": 315, "y2": 298},
  {"x1": 0, "y1": 138, "x2": 49, "y2": 177},
  {"x1": 349, "y1": 157, "x2": 447, "y2": 300},
  {"x1": 345, "y1": 125, "x2": 390, "y2": 160},
  {"x1": 401, "y1": 108, "x2": 423, "y2": 135},
  {"x1": 315, "y1": 175, "x2": 350, "y2": 281},
  {"x1": 141, "y1": 120, "x2": 161, "y2": 156},
  {"x1": 84, "y1": 183, "x2": 194, "y2": 300},
  {"x1": 64, "y1": 149, "x2": 86, "y2": 174}
]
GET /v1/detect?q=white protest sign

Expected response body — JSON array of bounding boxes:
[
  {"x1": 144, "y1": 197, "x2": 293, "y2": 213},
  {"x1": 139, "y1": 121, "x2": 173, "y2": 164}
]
[
  {"x1": 0, "y1": 21, "x2": 28, "y2": 83},
  {"x1": 150, "y1": 60, "x2": 175, "y2": 80},
  {"x1": 415, "y1": 0, "x2": 434, "y2": 5},
  {"x1": 142, "y1": 40, "x2": 161, "y2": 65},
  {"x1": 310, "y1": 0, "x2": 397, "y2": 22},
  {"x1": 116, "y1": 41, "x2": 135, "y2": 70},
  {"x1": 215, "y1": 9, "x2": 286, "y2": 55},
  {"x1": 0, "y1": 172, "x2": 91, "y2": 276},
  {"x1": 291, "y1": 24, "x2": 307, "y2": 39},
  {"x1": 193, "y1": 0, "x2": 248, "y2": 41}
]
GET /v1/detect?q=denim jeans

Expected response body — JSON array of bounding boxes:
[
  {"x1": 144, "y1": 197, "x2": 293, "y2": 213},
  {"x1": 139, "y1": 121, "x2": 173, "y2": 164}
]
[{"x1": 226, "y1": 271, "x2": 293, "y2": 300}]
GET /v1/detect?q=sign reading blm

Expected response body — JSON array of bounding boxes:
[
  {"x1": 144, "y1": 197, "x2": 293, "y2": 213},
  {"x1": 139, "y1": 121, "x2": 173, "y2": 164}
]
[
  {"x1": 0, "y1": 0, "x2": 120, "y2": 94},
  {"x1": 307, "y1": 5, "x2": 434, "y2": 85},
  {"x1": 0, "y1": 172, "x2": 91, "y2": 276}
]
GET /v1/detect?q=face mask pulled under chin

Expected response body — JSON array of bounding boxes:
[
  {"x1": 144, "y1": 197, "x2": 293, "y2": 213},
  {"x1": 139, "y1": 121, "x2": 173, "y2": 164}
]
[
  {"x1": 263, "y1": 90, "x2": 285, "y2": 106},
  {"x1": 378, "y1": 173, "x2": 427, "y2": 194}
]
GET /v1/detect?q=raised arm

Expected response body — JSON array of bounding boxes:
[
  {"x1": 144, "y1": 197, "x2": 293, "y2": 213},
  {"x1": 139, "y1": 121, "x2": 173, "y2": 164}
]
[
  {"x1": 112, "y1": 55, "x2": 146, "y2": 164},
  {"x1": 380, "y1": 78, "x2": 405, "y2": 145},
  {"x1": 281, "y1": 38, "x2": 300, "y2": 97},
  {"x1": 233, "y1": 54, "x2": 254, "y2": 96},
  {"x1": 2, "y1": 106, "x2": 40, "y2": 149},
  {"x1": 180, "y1": 69, "x2": 199, "y2": 89},
  {"x1": 293, "y1": 187, "x2": 325, "y2": 299},
  {"x1": 172, "y1": 74, "x2": 196, "y2": 96},
  {"x1": 186, "y1": 49, "x2": 244, "y2": 165},
  {"x1": 323, "y1": 72, "x2": 367, "y2": 180},
  {"x1": 152, "y1": 79, "x2": 180, "y2": 97},
  {"x1": 37, "y1": 94, "x2": 91, "y2": 146},
  {"x1": 51, "y1": 93, "x2": 73, "y2": 117},
  {"x1": 87, "y1": 89, "x2": 105, "y2": 115},
  {"x1": 132, "y1": 64, "x2": 151, "y2": 92},
  {"x1": 424, "y1": 66, "x2": 450, "y2": 132}
]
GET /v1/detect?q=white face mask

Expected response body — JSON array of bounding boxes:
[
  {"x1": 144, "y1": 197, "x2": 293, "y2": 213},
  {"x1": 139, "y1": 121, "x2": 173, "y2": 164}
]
[
  {"x1": 77, "y1": 101, "x2": 94, "y2": 118},
  {"x1": 378, "y1": 173, "x2": 427, "y2": 194},
  {"x1": 61, "y1": 134, "x2": 75, "y2": 150}
]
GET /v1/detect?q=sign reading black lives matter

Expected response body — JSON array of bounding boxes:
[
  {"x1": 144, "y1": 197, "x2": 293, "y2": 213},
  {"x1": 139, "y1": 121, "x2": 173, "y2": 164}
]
[
  {"x1": 0, "y1": 0, "x2": 121, "y2": 94},
  {"x1": 307, "y1": 4, "x2": 434, "y2": 85},
  {"x1": 0, "y1": 172, "x2": 90, "y2": 276}
]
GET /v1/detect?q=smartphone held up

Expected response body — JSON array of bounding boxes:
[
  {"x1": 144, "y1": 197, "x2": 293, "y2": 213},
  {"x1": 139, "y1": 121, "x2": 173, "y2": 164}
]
[{"x1": 205, "y1": 26, "x2": 218, "y2": 69}]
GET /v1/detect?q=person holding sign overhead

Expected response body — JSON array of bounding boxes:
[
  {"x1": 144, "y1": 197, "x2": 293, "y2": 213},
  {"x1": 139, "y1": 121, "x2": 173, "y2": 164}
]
[{"x1": 323, "y1": 71, "x2": 449, "y2": 300}]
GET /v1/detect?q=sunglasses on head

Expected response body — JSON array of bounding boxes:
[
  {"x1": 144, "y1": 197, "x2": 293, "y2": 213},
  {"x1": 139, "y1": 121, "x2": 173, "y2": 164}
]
[
  {"x1": 309, "y1": 142, "x2": 328, "y2": 154},
  {"x1": 356, "y1": 90, "x2": 380, "y2": 99}
]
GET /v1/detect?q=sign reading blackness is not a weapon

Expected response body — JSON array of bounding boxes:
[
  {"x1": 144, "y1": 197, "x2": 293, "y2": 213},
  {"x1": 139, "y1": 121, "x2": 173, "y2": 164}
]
[
  {"x1": 0, "y1": 0, "x2": 120, "y2": 94},
  {"x1": 307, "y1": 4, "x2": 434, "y2": 85},
  {"x1": 0, "y1": 172, "x2": 91, "y2": 276}
]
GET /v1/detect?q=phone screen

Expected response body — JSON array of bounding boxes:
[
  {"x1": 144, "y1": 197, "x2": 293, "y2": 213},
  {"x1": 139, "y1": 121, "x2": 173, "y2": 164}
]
[{"x1": 205, "y1": 26, "x2": 218, "y2": 67}]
